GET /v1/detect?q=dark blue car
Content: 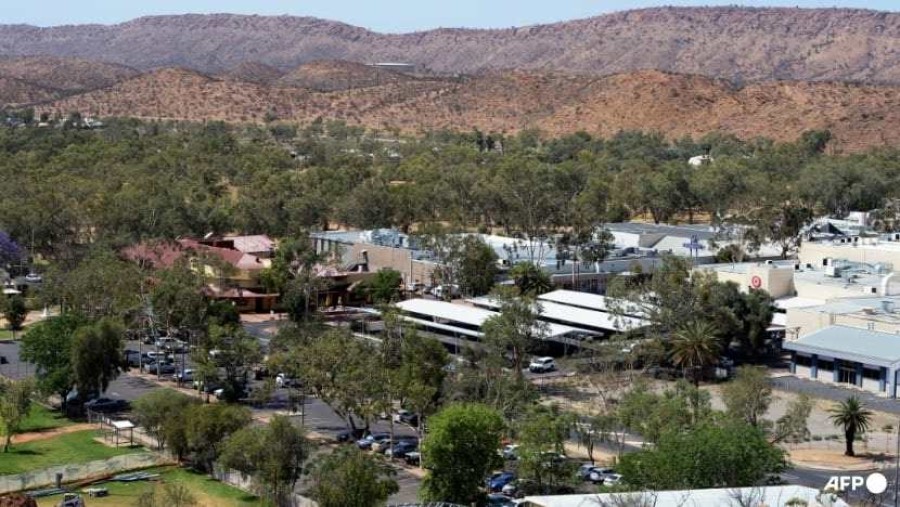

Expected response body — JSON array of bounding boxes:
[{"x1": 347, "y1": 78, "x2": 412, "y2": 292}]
[{"x1": 487, "y1": 471, "x2": 516, "y2": 492}]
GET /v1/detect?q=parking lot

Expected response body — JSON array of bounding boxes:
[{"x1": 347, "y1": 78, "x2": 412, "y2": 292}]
[{"x1": 1, "y1": 329, "x2": 424, "y2": 504}]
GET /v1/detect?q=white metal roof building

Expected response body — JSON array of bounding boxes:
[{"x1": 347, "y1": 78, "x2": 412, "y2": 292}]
[
  {"x1": 519, "y1": 485, "x2": 847, "y2": 507},
  {"x1": 393, "y1": 299, "x2": 581, "y2": 341},
  {"x1": 537, "y1": 290, "x2": 647, "y2": 318},
  {"x1": 469, "y1": 296, "x2": 649, "y2": 335}
]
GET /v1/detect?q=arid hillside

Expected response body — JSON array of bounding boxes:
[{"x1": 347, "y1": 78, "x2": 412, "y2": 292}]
[
  {"x1": 0, "y1": 56, "x2": 139, "y2": 92},
  {"x1": 2, "y1": 8, "x2": 900, "y2": 84},
  {"x1": 276, "y1": 60, "x2": 414, "y2": 91},
  {"x1": 220, "y1": 61, "x2": 285, "y2": 85},
  {"x1": 0, "y1": 76, "x2": 58, "y2": 106},
  {"x1": 35, "y1": 67, "x2": 900, "y2": 152}
]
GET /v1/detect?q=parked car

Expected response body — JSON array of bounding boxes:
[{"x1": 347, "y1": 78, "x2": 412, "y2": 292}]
[
  {"x1": 336, "y1": 428, "x2": 368, "y2": 443},
  {"x1": 275, "y1": 373, "x2": 295, "y2": 388},
  {"x1": 84, "y1": 398, "x2": 129, "y2": 413},
  {"x1": 487, "y1": 472, "x2": 516, "y2": 493},
  {"x1": 357, "y1": 433, "x2": 390, "y2": 450},
  {"x1": 143, "y1": 362, "x2": 176, "y2": 375},
  {"x1": 587, "y1": 467, "x2": 617, "y2": 484},
  {"x1": 375, "y1": 436, "x2": 417, "y2": 454},
  {"x1": 501, "y1": 444, "x2": 519, "y2": 460},
  {"x1": 124, "y1": 350, "x2": 148, "y2": 367},
  {"x1": 528, "y1": 357, "x2": 556, "y2": 373},
  {"x1": 393, "y1": 410, "x2": 419, "y2": 426},
  {"x1": 404, "y1": 451, "x2": 421, "y2": 466},
  {"x1": 599, "y1": 473, "x2": 623, "y2": 487},
  {"x1": 24, "y1": 272, "x2": 43, "y2": 284},
  {"x1": 385, "y1": 439, "x2": 418, "y2": 458},
  {"x1": 173, "y1": 369, "x2": 194, "y2": 382}
]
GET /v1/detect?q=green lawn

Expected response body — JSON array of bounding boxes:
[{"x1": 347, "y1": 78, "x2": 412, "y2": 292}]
[
  {"x1": 19, "y1": 404, "x2": 74, "y2": 433},
  {"x1": 0, "y1": 430, "x2": 142, "y2": 475},
  {"x1": 34, "y1": 467, "x2": 263, "y2": 507},
  {"x1": 0, "y1": 329, "x2": 14, "y2": 340}
]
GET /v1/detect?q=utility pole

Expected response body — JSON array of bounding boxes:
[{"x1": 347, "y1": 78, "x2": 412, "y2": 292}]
[{"x1": 894, "y1": 419, "x2": 899, "y2": 507}]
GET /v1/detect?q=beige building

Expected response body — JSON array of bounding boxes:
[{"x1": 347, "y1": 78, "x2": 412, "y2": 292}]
[{"x1": 799, "y1": 235, "x2": 900, "y2": 269}]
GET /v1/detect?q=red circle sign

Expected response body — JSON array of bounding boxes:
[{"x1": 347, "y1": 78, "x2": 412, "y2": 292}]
[{"x1": 750, "y1": 276, "x2": 762, "y2": 289}]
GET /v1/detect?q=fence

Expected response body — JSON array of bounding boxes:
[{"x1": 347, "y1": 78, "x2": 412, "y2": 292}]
[
  {"x1": 213, "y1": 466, "x2": 319, "y2": 507},
  {"x1": 0, "y1": 453, "x2": 165, "y2": 495}
]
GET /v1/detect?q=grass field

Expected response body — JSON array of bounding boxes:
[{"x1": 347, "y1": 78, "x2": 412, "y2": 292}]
[
  {"x1": 0, "y1": 329, "x2": 14, "y2": 340},
  {"x1": 0, "y1": 430, "x2": 142, "y2": 475},
  {"x1": 34, "y1": 467, "x2": 263, "y2": 507},
  {"x1": 19, "y1": 404, "x2": 75, "y2": 433}
]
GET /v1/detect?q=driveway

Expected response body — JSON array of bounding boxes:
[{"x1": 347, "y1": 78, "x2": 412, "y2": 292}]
[{"x1": 771, "y1": 375, "x2": 900, "y2": 415}]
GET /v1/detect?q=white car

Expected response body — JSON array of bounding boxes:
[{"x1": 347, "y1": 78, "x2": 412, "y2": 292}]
[
  {"x1": 529, "y1": 357, "x2": 556, "y2": 373},
  {"x1": 173, "y1": 369, "x2": 194, "y2": 382},
  {"x1": 276, "y1": 373, "x2": 294, "y2": 388}
]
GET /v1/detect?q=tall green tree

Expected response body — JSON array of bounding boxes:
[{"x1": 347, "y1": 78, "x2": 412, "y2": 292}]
[
  {"x1": 219, "y1": 415, "x2": 308, "y2": 505},
  {"x1": 829, "y1": 396, "x2": 873, "y2": 457},
  {"x1": 132, "y1": 390, "x2": 198, "y2": 451},
  {"x1": 722, "y1": 366, "x2": 772, "y2": 428},
  {"x1": 71, "y1": 319, "x2": 124, "y2": 399},
  {"x1": 185, "y1": 403, "x2": 252, "y2": 472},
  {"x1": 420, "y1": 403, "x2": 505, "y2": 506},
  {"x1": 515, "y1": 405, "x2": 576, "y2": 495},
  {"x1": 0, "y1": 378, "x2": 34, "y2": 452},
  {"x1": 482, "y1": 288, "x2": 549, "y2": 377},
  {"x1": 618, "y1": 420, "x2": 786, "y2": 490},
  {"x1": 19, "y1": 314, "x2": 83, "y2": 410},
  {"x1": 307, "y1": 447, "x2": 399, "y2": 507},
  {"x1": 2, "y1": 295, "x2": 26, "y2": 332}
]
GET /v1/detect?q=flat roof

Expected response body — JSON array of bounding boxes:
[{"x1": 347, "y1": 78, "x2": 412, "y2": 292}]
[
  {"x1": 471, "y1": 296, "x2": 648, "y2": 332},
  {"x1": 605, "y1": 222, "x2": 717, "y2": 240},
  {"x1": 395, "y1": 299, "x2": 579, "y2": 338},
  {"x1": 774, "y1": 297, "x2": 827, "y2": 310},
  {"x1": 521, "y1": 485, "x2": 842, "y2": 507},
  {"x1": 783, "y1": 325, "x2": 900, "y2": 367},
  {"x1": 699, "y1": 260, "x2": 798, "y2": 274}
]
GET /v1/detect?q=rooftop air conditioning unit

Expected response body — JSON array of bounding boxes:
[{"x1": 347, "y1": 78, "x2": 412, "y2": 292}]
[
  {"x1": 862, "y1": 307, "x2": 876, "y2": 315},
  {"x1": 766, "y1": 260, "x2": 774, "y2": 265}
]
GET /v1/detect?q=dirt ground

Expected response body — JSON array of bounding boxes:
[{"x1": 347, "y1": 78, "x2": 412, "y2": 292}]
[
  {"x1": 545, "y1": 371, "x2": 900, "y2": 470},
  {"x1": 11, "y1": 423, "x2": 95, "y2": 445}
]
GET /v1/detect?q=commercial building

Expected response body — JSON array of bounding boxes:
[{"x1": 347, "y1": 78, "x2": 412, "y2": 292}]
[
  {"x1": 799, "y1": 233, "x2": 900, "y2": 269},
  {"x1": 783, "y1": 324, "x2": 900, "y2": 397},
  {"x1": 605, "y1": 222, "x2": 783, "y2": 261}
]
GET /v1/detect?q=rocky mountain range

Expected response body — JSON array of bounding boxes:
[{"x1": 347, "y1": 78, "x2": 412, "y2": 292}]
[
  {"x1": 1, "y1": 7, "x2": 900, "y2": 151},
  {"x1": 1, "y1": 7, "x2": 900, "y2": 84}
]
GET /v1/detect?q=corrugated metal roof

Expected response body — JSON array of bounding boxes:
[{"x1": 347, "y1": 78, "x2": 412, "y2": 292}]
[
  {"x1": 395, "y1": 299, "x2": 578, "y2": 338},
  {"x1": 472, "y1": 296, "x2": 648, "y2": 332},
  {"x1": 783, "y1": 325, "x2": 900, "y2": 367},
  {"x1": 521, "y1": 485, "x2": 845, "y2": 507},
  {"x1": 538, "y1": 290, "x2": 647, "y2": 318}
]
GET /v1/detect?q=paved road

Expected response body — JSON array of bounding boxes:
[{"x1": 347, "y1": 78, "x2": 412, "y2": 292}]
[{"x1": 772, "y1": 375, "x2": 900, "y2": 415}]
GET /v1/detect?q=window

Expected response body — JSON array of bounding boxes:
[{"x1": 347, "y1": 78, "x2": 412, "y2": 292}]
[
  {"x1": 794, "y1": 355, "x2": 812, "y2": 368},
  {"x1": 864, "y1": 367, "x2": 882, "y2": 381}
]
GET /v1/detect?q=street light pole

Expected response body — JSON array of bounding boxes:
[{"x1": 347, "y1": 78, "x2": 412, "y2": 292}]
[{"x1": 894, "y1": 419, "x2": 899, "y2": 507}]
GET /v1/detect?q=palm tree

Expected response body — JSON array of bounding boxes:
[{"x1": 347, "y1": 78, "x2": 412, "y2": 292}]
[
  {"x1": 509, "y1": 262, "x2": 553, "y2": 297},
  {"x1": 670, "y1": 321, "x2": 721, "y2": 387},
  {"x1": 829, "y1": 396, "x2": 873, "y2": 457}
]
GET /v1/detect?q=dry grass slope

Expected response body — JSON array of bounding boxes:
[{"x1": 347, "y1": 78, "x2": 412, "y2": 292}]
[{"x1": 35, "y1": 66, "x2": 900, "y2": 152}]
